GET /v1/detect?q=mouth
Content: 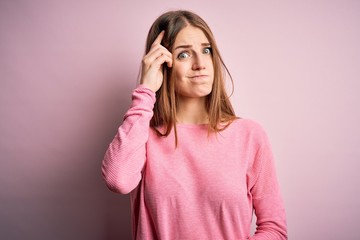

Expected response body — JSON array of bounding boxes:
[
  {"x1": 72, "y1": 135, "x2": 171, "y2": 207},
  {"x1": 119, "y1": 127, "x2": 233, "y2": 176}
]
[{"x1": 189, "y1": 75, "x2": 208, "y2": 80}]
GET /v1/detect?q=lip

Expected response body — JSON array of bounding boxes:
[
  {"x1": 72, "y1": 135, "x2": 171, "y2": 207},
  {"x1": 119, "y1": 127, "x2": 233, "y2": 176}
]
[{"x1": 189, "y1": 75, "x2": 208, "y2": 80}]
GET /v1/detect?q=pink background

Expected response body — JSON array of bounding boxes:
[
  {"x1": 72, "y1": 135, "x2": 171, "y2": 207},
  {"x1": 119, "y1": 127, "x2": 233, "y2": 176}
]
[{"x1": 1, "y1": 1, "x2": 360, "y2": 239}]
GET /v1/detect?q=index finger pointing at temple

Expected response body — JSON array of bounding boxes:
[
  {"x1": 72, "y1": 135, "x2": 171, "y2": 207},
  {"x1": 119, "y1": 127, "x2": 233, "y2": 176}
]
[{"x1": 151, "y1": 31, "x2": 165, "y2": 47}]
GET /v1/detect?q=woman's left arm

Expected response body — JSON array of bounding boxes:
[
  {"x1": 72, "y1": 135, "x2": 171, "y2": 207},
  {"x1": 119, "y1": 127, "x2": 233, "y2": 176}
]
[{"x1": 248, "y1": 126, "x2": 288, "y2": 240}]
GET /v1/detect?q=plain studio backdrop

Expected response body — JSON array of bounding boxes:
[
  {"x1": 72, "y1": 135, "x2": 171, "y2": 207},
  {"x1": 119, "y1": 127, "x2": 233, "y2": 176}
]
[{"x1": 1, "y1": 1, "x2": 359, "y2": 239}]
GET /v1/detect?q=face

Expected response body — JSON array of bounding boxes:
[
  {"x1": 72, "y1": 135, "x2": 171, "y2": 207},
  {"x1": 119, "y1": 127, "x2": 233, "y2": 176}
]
[{"x1": 171, "y1": 25, "x2": 214, "y2": 99}]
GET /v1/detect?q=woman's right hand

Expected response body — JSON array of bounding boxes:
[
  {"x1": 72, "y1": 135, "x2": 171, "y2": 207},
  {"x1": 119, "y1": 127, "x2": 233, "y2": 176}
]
[{"x1": 140, "y1": 31, "x2": 173, "y2": 92}]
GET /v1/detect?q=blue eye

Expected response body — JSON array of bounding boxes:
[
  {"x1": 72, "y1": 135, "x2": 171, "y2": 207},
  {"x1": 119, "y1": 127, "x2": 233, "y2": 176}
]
[
  {"x1": 203, "y1": 47, "x2": 212, "y2": 54},
  {"x1": 177, "y1": 51, "x2": 190, "y2": 59}
]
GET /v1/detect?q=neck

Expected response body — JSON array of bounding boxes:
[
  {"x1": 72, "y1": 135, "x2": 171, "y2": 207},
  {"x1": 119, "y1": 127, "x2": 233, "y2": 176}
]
[{"x1": 176, "y1": 96, "x2": 209, "y2": 124}]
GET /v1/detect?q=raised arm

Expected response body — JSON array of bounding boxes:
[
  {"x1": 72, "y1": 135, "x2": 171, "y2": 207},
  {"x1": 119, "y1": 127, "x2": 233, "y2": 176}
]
[
  {"x1": 102, "y1": 31, "x2": 172, "y2": 194},
  {"x1": 101, "y1": 86, "x2": 155, "y2": 194}
]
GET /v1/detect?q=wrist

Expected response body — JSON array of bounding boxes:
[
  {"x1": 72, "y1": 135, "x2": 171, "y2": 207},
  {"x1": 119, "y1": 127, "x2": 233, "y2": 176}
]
[
  {"x1": 139, "y1": 83, "x2": 156, "y2": 93},
  {"x1": 139, "y1": 80, "x2": 160, "y2": 92}
]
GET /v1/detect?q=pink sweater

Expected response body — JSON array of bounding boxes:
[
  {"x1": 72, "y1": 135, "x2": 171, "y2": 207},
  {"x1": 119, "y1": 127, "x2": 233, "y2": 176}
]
[{"x1": 102, "y1": 86, "x2": 287, "y2": 240}]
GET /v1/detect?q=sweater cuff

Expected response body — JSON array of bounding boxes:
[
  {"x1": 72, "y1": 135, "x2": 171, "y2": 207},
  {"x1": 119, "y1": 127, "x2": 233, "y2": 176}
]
[
  {"x1": 131, "y1": 84, "x2": 156, "y2": 108},
  {"x1": 137, "y1": 84, "x2": 156, "y2": 97}
]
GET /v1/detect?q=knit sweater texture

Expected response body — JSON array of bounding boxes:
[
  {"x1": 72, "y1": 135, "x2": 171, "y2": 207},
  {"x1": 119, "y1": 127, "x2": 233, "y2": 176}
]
[{"x1": 102, "y1": 85, "x2": 287, "y2": 240}]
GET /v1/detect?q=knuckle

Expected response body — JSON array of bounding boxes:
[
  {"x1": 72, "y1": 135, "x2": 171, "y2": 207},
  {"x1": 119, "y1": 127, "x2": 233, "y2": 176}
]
[{"x1": 142, "y1": 58, "x2": 149, "y2": 65}]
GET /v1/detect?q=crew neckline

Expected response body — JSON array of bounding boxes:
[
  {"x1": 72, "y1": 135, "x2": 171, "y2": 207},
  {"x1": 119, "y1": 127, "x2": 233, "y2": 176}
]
[{"x1": 175, "y1": 123, "x2": 209, "y2": 128}]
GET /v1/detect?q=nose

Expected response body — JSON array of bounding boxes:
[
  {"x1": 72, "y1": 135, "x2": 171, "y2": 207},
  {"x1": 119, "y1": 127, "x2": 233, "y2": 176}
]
[{"x1": 192, "y1": 54, "x2": 206, "y2": 70}]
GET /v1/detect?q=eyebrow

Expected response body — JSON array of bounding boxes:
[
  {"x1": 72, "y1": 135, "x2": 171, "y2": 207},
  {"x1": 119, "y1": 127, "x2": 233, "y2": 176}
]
[{"x1": 174, "y1": 43, "x2": 211, "y2": 50}]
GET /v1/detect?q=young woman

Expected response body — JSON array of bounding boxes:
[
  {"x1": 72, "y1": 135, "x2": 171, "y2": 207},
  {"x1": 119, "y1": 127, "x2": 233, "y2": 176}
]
[{"x1": 102, "y1": 10, "x2": 287, "y2": 240}]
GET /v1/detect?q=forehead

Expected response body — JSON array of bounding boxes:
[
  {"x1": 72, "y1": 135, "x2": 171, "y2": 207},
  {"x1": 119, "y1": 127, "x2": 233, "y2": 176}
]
[{"x1": 173, "y1": 25, "x2": 210, "y2": 46}]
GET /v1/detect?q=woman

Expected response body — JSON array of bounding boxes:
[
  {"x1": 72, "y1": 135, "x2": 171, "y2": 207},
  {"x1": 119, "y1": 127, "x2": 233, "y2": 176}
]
[{"x1": 102, "y1": 10, "x2": 287, "y2": 240}]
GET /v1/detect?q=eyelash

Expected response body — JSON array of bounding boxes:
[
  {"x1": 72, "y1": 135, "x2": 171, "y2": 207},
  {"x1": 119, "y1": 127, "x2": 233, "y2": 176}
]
[{"x1": 177, "y1": 47, "x2": 212, "y2": 59}]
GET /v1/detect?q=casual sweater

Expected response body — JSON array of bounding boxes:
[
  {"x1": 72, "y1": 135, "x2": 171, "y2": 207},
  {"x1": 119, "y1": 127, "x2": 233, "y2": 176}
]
[{"x1": 102, "y1": 85, "x2": 287, "y2": 240}]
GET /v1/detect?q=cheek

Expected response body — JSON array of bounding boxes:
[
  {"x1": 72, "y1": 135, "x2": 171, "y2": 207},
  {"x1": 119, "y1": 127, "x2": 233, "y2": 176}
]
[
  {"x1": 172, "y1": 63, "x2": 187, "y2": 79},
  {"x1": 207, "y1": 58, "x2": 214, "y2": 72}
]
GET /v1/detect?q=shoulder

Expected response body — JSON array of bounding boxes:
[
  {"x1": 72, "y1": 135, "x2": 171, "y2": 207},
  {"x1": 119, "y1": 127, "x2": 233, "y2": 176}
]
[
  {"x1": 225, "y1": 118, "x2": 270, "y2": 146},
  {"x1": 230, "y1": 118, "x2": 267, "y2": 134}
]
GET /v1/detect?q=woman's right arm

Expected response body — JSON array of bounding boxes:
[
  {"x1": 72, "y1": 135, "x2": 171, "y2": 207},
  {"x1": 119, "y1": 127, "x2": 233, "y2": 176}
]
[
  {"x1": 102, "y1": 31, "x2": 172, "y2": 194},
  {"x1": 101, "y1": 85, "x2": 155, "y2": 194}
]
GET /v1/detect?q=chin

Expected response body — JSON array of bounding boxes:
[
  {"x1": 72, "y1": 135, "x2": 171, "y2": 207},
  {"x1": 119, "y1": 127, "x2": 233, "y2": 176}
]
[
  {"x1": 176, "y1": 84, "x2": 213, "y2": 98},
  {"x1": 184, "y1": 90, "x2": 213, "y2": 98}
]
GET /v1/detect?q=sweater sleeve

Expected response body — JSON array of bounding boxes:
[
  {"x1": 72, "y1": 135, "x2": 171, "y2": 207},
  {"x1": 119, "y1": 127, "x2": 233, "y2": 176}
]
[
  {"x1": 248, "y1": 125, "x2": 288, "y2": 240},
  {"x1": 101, "y1": 85, "x2": 156, "y2": 194}
]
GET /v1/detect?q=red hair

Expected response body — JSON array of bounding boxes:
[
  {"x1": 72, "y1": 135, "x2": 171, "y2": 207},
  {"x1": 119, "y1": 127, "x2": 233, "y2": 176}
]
[{"x1": 144, "y1": 10, "x2": 237, "y2": 145}]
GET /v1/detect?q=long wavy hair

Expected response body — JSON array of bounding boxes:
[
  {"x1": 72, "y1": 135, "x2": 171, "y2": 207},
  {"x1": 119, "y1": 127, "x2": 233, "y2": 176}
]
[{"x1": 144, "y1": 10, "x2": 237, "y2": 145}]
